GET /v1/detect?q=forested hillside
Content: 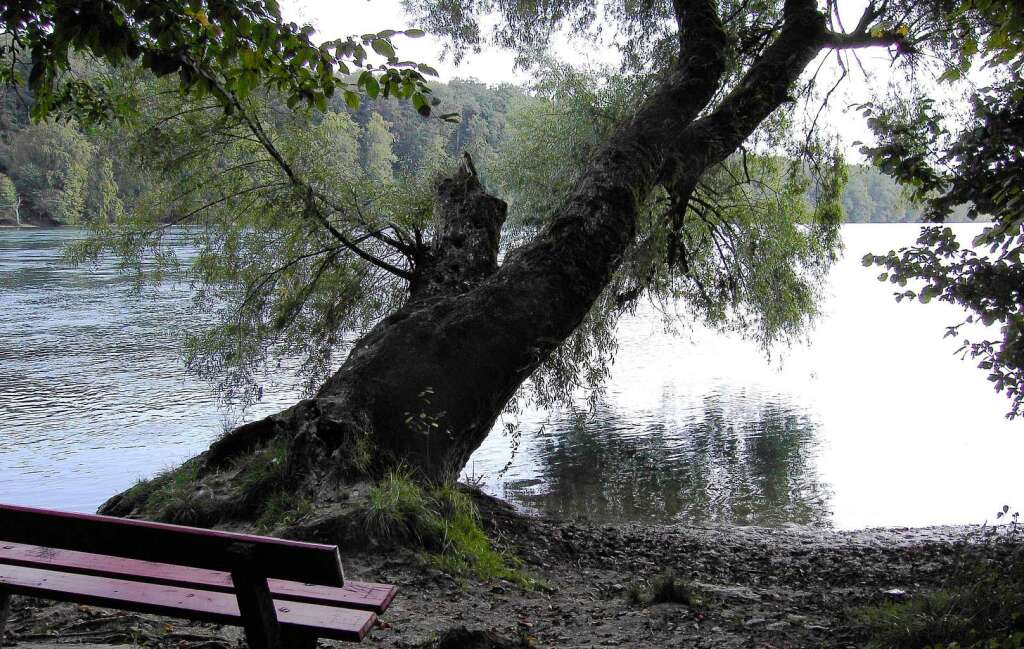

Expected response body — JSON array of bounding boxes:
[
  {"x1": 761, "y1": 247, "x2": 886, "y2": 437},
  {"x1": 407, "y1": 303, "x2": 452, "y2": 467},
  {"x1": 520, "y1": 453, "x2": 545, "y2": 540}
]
[
  {"x1": 0, "y1": 82, "x2": 125, "y2": 226},
  {"x1": 0, "y1": 77, "x2": 520, "y2": 227},
  {"x1": 842, "y1": 165, "x2": 970, "y2": 223},
  {"x1": 843, "y1": 164, "x2": 920, "y2": 223},
  {"x1": 0, "y1": 78, "x2": 955, "y2": 227}
]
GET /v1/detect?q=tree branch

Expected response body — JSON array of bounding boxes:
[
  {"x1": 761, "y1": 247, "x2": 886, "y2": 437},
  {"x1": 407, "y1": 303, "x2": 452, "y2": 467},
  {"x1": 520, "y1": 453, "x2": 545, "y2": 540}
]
[
  {"x1": 821, "y1": 0, "x2": 909, "y2": 51},
  {"x1": 152, "y1": 181, "x2": 287, "y2": 233},
  {"x1": 344, "y1": 189, "x2": 416, "y2": 255},
  {"x1": 236, "y1": 245, "x2": 342, "y2": 325},
  {"x1": 269, "y1": 249, "x2": 344, "y2": 332},
  {"x1": 671, "y1": 0, "x2": 729, "y2": 94},
  {"x1": 663, "y1": 0, "x2": 829, "y2": 185},
  {"x1": 824, "y1": 30, "x2": 906, "y2": 50},
  {"x1": 177, "y1": 54, "x2": 414, "y2": 281},
  {"x1": 304, "y1": 188, "x2": 415, "y2": 280}
]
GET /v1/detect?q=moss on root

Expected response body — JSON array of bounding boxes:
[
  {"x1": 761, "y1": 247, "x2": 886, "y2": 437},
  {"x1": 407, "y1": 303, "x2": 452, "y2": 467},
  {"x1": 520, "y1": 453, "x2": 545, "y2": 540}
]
[
  {"x1": 106, "y1": 437, "x2": 301, "y2": 528},
  {"x1": 116, "y1": 458, "x2": 204, "y2": 522},
  {"x1": 108, "y1": 449, "x2": 533, "y2": 587}
]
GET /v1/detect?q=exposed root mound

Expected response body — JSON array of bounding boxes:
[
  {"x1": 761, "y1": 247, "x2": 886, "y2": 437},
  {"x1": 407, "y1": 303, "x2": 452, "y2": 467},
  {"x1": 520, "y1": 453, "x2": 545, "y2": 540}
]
[
  {"x1": 99, "y1": 448, "x2": 536, "y2": 585},
  {"x1": 98, "y1": 397, "x2": 379, "y2": 529}
]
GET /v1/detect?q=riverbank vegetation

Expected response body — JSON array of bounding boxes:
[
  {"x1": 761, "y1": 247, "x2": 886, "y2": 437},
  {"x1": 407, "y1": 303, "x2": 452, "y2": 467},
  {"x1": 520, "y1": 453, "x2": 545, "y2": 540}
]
[
  {"x1": 853, "y1": 512, "x2": 1024, "y2": 648},
  {"x1": 862, "y1": 1, "x2": 1024, "y2": 421}
]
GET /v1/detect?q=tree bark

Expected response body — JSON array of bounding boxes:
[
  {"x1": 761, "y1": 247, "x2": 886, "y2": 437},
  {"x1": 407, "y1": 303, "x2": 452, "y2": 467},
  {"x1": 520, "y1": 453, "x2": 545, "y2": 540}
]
[{"x1": 101, "y1": 0, "x2": 838, "y2": 520}]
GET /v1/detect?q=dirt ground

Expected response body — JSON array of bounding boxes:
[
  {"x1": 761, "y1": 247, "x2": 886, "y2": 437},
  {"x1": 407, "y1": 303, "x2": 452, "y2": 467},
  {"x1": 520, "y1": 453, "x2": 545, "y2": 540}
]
[{"x1": 3, "y1": 492, "x2": 1018, "y2": 649}]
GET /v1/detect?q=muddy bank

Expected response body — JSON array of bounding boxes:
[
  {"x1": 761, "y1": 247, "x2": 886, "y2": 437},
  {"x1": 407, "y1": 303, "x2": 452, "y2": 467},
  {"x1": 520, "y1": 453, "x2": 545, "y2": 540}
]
[{"x1": 2, "y1": 493, "x2": 1018, "y2": 649}]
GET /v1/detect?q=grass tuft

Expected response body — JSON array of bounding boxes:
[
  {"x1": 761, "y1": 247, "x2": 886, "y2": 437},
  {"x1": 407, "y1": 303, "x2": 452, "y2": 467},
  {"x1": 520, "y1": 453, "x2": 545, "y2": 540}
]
[
  {"x1": 232, "y1": 436, "x2": 290, "y2": 490},
  {"x1": 626, "y1": 572, "x2": 702, "y2": 607},
  {"x1": 363, "y1": 473, "x2": 535, "y2": 587},
  {"x1": 255, "y1": 491, "x2": 314, "y2": 532},
  {"x1": 121, "y1": 458, "x2": 205, "y2": 523},
  {"x1": 364, "y1": 470, "x2": 435, "y2": 542},
  {"x1": 851, "y1": 548, "x2": 1024, "y2": 648}
]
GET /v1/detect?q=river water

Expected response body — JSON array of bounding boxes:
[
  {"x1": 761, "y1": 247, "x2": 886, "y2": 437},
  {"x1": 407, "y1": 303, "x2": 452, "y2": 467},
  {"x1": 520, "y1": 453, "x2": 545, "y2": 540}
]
[{"x1": 1, "y1": 224, "x2": 1020, "y2": 528}]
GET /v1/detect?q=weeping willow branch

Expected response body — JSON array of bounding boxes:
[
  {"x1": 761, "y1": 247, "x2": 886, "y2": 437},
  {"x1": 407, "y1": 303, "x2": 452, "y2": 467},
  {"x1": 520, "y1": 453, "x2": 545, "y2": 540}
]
[
  {"x1": 269, "y1": 249, "x2": 343, "y2": 331},
  {"x1": 235, "y1": 245, "x2": 344, "y2": 326},
  {"x1": 176, "y1": 54, "x2": 416, "y2": 281},
  {"x1": 161, "y1": 158, "x2": 276, "y2": 207},
  {"x1": 151, "y1": 181, "x2": 289, "y2": 233}
]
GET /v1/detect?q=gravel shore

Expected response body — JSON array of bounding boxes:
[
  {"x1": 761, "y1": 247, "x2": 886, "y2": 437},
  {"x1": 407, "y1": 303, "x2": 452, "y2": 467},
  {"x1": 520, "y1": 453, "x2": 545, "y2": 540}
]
[{"x1": 3, "y1": 492, "x2": 1018, "y2": 649}]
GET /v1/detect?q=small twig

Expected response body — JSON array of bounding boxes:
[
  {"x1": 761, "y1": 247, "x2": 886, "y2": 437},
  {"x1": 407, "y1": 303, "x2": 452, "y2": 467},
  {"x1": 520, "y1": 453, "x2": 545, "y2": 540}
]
[{"x1": 63, "y1": 613, "x2": 140, "y2": 631}]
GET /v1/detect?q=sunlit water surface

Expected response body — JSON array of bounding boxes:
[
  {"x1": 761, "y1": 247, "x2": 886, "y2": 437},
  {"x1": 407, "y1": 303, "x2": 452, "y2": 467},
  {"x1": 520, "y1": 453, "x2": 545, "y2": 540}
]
[{"x1": 1, "y1": 224, "x2": 1020, "y2": 528}]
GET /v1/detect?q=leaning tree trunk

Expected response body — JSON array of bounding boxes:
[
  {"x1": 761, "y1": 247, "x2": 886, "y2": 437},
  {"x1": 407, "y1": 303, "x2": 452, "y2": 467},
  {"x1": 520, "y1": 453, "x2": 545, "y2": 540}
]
[{"x1": 101, "y1": 0, "x2": 837, "y2": 524}]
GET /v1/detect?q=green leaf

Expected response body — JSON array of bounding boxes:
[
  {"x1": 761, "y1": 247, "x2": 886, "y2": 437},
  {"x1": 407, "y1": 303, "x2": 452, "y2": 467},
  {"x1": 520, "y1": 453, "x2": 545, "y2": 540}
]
[
  {"x1": 919, "y1": 288, "x2": 935, "y2": 303},
  {"x1": 371, "y1": 39, "x2": 396, "y2": 59},
  {"x1": 411, "y1": 92, "x2": 430, "y2": 117},
  {"x1": 343, "y1": 90, "x2": 360, "y2": 110},
  {"x1": 364, "y1": 76, "x2": 380, "y2": 98},
  {"x1": 404, "y1": 28, "x2": 426, "y2": 38}
]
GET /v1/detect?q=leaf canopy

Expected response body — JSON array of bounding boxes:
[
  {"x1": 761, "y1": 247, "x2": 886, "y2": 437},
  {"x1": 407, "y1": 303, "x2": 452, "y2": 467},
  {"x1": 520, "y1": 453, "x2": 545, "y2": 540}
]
[{"x1": 0, "y1": 0, "x2": 435, "y2": 122}]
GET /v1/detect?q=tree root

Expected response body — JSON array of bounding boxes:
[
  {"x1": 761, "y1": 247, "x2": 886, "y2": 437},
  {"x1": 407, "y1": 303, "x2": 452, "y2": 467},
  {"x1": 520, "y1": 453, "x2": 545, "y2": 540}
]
[{"x1": 98, "y1": 398, "x2": 380, "y2": 531}]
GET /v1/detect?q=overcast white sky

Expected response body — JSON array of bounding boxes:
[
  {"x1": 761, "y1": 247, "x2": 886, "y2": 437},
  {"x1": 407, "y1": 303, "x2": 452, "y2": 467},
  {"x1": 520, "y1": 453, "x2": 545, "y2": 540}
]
[
  {"x1": 280, "y1": 1, "x2": 960, "y2": 158},
  {"x1": 283, "y1": 1, "x2": 902, "y2": 82},
  {"x1": 284, "y1": 0, "x2": 530, "y2": 83}
]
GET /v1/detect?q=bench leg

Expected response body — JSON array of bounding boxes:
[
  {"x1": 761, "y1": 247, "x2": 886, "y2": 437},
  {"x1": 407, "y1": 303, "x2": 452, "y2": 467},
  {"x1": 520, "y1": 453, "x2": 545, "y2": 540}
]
[
  {"x1": 231, "y1": 570, "x2": 281, "y2": 649},
  {"x1": 0, "y1": 589, "x2": 11, "y2": 641},
  {"x1": 280, "y1": 628, "x2": 317, "y2": 649}
]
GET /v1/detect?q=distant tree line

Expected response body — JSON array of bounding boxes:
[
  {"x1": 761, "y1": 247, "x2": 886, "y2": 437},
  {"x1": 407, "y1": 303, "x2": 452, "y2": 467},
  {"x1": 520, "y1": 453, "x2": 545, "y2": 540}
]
[
  {"x1": 841, "y1": 164, "x2": 971, "y2": 223},
  {"x1": 842, "y1": 164, "x2": 919, "y2": 223},
  {"x1": 0, "y1": 75, "x2": 520, "y2": 226},
  {"x1": 0, "y1": 74, "x2": 967, "y2": 227}
]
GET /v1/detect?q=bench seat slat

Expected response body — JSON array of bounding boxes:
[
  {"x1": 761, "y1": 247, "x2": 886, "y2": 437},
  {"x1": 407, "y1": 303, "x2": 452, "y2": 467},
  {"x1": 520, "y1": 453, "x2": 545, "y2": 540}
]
[
  {"x1": 0, "y1": 504, "x2": 343, "y2": 586},
  {"x1": 0, "y1": 542, "x2": 396, "y2": 613},
  {"x1": 0, "y1": 564, "x2": 376, "y2": 642}
]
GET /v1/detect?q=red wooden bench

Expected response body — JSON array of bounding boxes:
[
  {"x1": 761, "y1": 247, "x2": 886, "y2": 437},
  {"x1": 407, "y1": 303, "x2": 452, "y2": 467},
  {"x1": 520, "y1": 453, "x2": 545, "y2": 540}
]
[{"x1": 0, "y1": 503, "x2": 396, "y2": 648}]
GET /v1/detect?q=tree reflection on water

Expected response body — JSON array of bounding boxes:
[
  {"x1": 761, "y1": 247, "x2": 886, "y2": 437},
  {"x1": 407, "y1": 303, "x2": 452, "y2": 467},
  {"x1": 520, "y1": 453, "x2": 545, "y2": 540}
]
[{"x1": 500, "y1": 391, "x2": 833, "y2": 526}]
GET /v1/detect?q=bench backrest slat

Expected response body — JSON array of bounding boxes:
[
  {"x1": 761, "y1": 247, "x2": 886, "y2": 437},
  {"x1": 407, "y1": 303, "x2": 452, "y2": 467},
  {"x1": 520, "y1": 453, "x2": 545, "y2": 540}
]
[
  {"x1": 0, "y1": 541, "x2": 394, "y2": 613},
  {"x1": 0, "y1": 504, "x2": 343, "y2": 586}
]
